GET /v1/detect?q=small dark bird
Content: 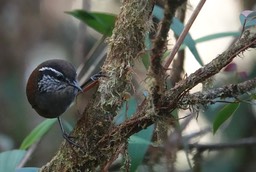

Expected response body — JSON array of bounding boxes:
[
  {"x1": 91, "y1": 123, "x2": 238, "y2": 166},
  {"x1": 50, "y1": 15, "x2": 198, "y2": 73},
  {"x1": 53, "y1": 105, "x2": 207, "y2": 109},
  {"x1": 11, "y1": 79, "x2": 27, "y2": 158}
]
[{"x1": 26, "y1": 59, "x2": 82, "y2": 146}]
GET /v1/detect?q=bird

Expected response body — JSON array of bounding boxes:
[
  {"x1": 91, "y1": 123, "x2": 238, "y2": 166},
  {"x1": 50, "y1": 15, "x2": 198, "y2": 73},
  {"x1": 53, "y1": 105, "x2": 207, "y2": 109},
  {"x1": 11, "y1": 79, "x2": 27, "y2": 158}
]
[{"x1": 26, "y1": 59, "x2": 83, "y2": 146}]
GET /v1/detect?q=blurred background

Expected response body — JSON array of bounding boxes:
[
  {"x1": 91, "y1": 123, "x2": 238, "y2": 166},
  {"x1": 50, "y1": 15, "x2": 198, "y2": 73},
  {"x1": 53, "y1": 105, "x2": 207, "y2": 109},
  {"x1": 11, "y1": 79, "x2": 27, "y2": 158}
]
[
  {"x1": 0, "y1": 0, "x2": 120, "y2": 167},
  {"x1": 1, "y1": 0, "x2": 256, "y2": 171}
]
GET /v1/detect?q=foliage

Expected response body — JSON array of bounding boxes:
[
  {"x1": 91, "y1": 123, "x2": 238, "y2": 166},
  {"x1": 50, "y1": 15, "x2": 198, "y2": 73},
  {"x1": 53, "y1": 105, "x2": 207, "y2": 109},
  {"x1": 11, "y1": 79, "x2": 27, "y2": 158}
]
[{"x1": 2, "y1": 2, "x2": 256, "y2": 172}]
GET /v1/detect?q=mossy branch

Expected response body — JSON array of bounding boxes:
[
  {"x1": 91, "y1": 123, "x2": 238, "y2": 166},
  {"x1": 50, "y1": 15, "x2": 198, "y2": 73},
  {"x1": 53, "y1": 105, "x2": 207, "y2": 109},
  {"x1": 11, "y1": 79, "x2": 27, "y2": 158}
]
[
  {"x1": 40, "y1": 1, "x2": 256, "y2": 171},
  {"x1": 179, "y1": 77, "x2": 256, "y2": 107},
  {"x1": 40, "y1": 0, "x2": 154, "y2": 171}
]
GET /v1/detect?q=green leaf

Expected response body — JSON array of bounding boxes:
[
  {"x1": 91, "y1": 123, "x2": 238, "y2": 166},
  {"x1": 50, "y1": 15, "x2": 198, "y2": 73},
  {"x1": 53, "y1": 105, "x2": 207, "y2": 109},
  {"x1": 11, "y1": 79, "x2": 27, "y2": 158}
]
[
  {"x1": 179, "y1": 32, "x2": 240, "y2": 50},
  {"x1": 153, "y1": 5, "x2": 203, "y2": 66},
  {"x1": 171, "y1": 17, "x2": 203, "y2": 66},
  {"x1": 128, "y1": 125, "x2": 154, "y2": 172},
  {"x1": 114, "y1": 98, "x2": 137, "y2": 125},
  {"x1": 129, "y1": 135, "x2": 154, "y2": 146},
  {"x1": 195, "y1": 32, "x2": 240, "y2": 44},
  {"x1": 0, "y1": 150, "x2": 26, "y2": 172},
  {"x1": 213, "y1": 103, "x2": 240, "y2": 134},
  {"x1": 239, "y1": 10, "x2": 256, "y2": 28},
  {"x1": 250, "y1": 93, "x2": 256, "y2": 100},
  {"x1": 16, "y1": 167, "x2": 39, "y2": 172},
  {"x1": 141, "y1": 53, "x2": 150, "y2": 70},
  {"x1": 115, "y1": 98, "x2": 154, "y2": 171},
  {"x1": 20, "y1": 119, "x2": 57, "y2": 150},
  {"x1": 66, "y1": 10, "x2": 116, "y2": 36},
  {"x1": 142, "y1": 33, "x2": 152, "y2": 69}
]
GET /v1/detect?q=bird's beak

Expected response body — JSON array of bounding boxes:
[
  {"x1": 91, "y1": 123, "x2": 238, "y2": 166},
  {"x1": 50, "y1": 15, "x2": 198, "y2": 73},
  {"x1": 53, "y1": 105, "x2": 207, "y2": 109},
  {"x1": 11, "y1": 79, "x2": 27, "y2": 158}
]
[{"x1": 71, "y1": 80, "x2": 83, "y2": 92}]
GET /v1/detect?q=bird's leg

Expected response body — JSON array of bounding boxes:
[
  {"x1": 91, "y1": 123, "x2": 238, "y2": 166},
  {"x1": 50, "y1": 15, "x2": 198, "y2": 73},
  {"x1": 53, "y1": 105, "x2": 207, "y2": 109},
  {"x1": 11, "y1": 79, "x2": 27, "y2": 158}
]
[
  {"x1": 80, "y1": 72, "x2": 106, "y2": 89},
  {"x1": 57, "y1": 117, "x2": 80, "y2": 147}
]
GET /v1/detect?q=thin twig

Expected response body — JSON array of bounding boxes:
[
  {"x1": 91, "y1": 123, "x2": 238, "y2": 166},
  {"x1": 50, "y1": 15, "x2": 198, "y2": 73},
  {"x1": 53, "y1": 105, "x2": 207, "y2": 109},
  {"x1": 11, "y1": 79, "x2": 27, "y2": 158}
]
[
  {"x1": 170, "y1": 2, "x2": 187, "y2": 85},
  {"x1": 179, "y1": 77, "x2": 256, "y2": 107},
  {"x1": 188, "y1": 137, "x2": 256, "y2": 151},
  {"x1": 164, "y1": 0, "x2": 207, "y2": 68},
  {"x1": 17, "y1": 142, "x2": 38, "y2": 168},
  {"x1": 77, "y1": 35, "x2": 107, "y2": 79},
  {"x1": 150, "y1": 0, "x2": 187, "y2": 76}
]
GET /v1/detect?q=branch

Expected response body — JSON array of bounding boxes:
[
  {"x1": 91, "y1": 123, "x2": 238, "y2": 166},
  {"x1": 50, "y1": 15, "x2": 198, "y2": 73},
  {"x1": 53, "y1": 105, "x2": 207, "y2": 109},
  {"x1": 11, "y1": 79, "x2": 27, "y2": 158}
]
[
  {"x1": 151, "y1": 0, "x2": 187, "y2": 66},
  {"x1": 99, "y1": 0, "x2": 154, "y2": 111},
  {"x1": 188, "y1": 137, "x2": 256, "y2": 151},
  {"x1": 165, "y1": 31, "x2": 256, "y2": 106},
  {"x1": 40, "y1": 2, "x2": 256, "y2": 171},
  {"x1": 40, "y1": 1, "x2": 155, "y2": 171},
  {"x1": 170, "y1": 2, "x2": 187, "y2": 85},
  {"x1": 100, "y1": 31, "x2": 256, "y2": 146},
  {"x1": 150, "y1": 0, "x2": 187, "y2": 96},
  {"x1": 164, "y1": 0, "x2": 206, "y2": 68},
  {"x1": 179, "y1": 77, "x2": 256, "y2": 107}
]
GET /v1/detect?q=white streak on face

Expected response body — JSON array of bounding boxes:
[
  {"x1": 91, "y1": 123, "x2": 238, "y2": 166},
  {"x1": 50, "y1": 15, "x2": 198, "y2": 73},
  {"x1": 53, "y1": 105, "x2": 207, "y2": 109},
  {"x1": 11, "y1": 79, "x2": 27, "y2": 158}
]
[{"x1": 39, "y1": 67, "x2": 63, "y2": 76}]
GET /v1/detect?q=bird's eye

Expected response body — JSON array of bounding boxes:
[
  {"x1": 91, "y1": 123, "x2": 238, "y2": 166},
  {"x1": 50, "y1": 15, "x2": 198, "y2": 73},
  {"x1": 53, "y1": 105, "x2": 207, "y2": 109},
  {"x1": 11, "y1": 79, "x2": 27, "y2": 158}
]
[{"x1": 56, "y1": 74, "x2": 65, "y2": 81}]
